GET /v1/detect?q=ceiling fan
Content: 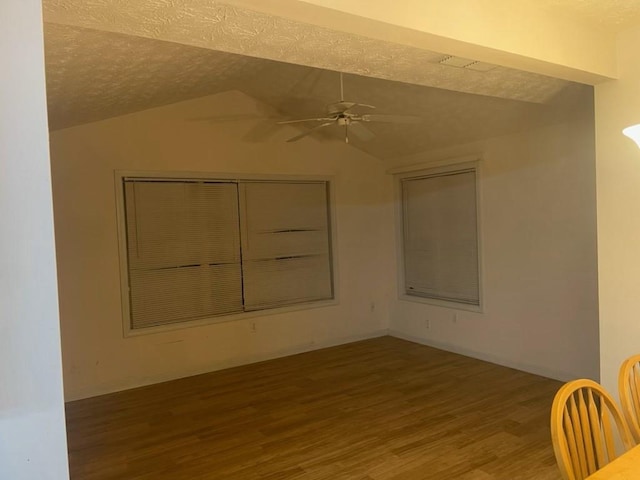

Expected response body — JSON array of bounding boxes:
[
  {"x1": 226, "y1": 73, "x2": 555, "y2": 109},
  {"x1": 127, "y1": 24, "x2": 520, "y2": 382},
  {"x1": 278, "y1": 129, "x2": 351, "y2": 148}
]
[{"x1": 278, "y1": 72, "x2": 421, "y2": 143}]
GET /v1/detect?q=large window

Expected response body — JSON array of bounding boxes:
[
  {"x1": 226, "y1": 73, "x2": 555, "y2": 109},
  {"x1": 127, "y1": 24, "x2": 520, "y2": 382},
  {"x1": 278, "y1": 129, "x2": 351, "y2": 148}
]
[
  {"x1": 400, "y1": 165, "x2": 480, "y2": 308},
  {"x1": 118, "y1": 175, "x2": 334, "y2": 332}
]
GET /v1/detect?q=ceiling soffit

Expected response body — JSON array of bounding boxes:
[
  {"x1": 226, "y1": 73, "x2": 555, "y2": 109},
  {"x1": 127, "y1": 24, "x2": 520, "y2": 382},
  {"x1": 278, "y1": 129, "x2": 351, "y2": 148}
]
[{"x1": 43, "y1": 0, "x2": 574, "y2": 104}]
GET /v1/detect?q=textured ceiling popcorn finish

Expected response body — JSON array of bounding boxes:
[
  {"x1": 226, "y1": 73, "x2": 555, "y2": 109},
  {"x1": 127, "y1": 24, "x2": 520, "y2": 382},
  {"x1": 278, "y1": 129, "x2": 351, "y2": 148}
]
[
  {"x1": 44, "y1": 23, "x2": 592, "y2": 159},
  {"x1": 44, "y1": 24, "x2": 275, "y2": 129},
  {"x1": 42, "y1": 0, "x2": 600, "y2": 158},
  {"x1": 43, "y1": 0, "x2": 572, "y2": 103}
]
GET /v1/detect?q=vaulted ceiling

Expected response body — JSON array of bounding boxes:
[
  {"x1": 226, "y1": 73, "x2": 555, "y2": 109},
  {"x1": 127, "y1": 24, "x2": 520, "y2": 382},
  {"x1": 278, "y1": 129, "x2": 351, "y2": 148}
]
[{"x1": 42, "y1": 0, "x2": 640, "y2": 159}]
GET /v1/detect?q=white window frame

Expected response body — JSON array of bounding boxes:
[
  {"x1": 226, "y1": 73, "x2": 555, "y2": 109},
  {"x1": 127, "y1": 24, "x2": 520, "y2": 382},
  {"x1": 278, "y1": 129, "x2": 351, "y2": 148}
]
[
  {"x1": 394, "y1": 158, "x2": 483, "y2": 312},
  {"x1": 115, "y1": 170, "x2": 339, "y2": 337}
]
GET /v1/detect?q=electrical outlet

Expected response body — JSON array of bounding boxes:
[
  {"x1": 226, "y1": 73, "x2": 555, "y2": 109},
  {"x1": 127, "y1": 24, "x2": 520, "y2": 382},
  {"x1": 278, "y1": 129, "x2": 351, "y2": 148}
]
[
  {"x1": 424, "y1": 319, "x2": 431, "y2": 330},
  {"x1": 250, "y1": 321, "x2": 257, "y2": 333}
]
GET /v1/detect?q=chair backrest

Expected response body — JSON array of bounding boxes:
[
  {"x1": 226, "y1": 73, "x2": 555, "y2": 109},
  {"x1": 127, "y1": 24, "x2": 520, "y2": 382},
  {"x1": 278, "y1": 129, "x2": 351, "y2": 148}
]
[
  {"x1": 618, "y1": 354, "x2": 640, "y2": 443},
  {"x1": 550, "y1": 379, "x2": 634, "y2": 480}
]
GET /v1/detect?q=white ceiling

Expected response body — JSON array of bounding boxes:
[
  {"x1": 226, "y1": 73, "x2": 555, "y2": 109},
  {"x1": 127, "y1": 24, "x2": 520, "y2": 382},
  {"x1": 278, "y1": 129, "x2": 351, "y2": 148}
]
[
  {"x1": 43, "y1": 0, "x2": 627, "y2": 159},
  {"x1": 537, "y1": 0, "x2": 640, "y2": 30}
]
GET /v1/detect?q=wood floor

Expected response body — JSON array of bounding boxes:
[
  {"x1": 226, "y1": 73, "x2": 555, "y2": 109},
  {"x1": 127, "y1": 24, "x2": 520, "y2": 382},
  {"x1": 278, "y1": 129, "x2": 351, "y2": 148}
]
[{"x1": 65, "y1": 336, "x2": 563, "y2": 479}]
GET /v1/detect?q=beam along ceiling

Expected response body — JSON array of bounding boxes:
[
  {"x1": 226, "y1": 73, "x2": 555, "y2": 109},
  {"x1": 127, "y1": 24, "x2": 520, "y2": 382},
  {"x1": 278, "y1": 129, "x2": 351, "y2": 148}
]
[{"x1": 43, "y1": 0, "x2": 609, "y2": 159}]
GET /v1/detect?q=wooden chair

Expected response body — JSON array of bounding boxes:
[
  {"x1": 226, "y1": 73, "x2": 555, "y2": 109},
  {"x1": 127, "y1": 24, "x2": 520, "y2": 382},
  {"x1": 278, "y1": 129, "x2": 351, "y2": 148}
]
[
  {"x1": 550, "y1": 379, "x2": 634, "y2": 480},
  {"x1": 619, "y1": 354, "x2": 640, "y2": 443}
]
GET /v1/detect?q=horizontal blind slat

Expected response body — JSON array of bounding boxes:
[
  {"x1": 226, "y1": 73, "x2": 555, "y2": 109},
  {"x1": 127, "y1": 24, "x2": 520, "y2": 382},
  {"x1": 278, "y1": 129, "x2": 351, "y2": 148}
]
[
  {"x1": 124, "y1": 180, "x2": 243, "y2": 328},
  {"x1": 242, "y1": 255, "x2": 333, "y2": 310},
  {"x1": 129, "y1": 264, "x2": 243, "y2": 328},
  {"x1": 125, "y1": 181, "x2": 240, "y2": 269},
  {"x1": 240, "y1": 182, "x2": 333, "y2": 309},
  {"x1": 402, "y1": 170, "x2": 479, "y2": 304}
]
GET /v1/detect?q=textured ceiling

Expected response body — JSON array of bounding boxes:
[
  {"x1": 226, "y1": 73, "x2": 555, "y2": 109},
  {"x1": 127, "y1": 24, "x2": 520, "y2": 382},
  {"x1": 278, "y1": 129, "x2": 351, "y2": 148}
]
[
  {"x1": 42, "y1": 0, "x2": 573, "y2": 103},
  {"x1": 238, "y1": 67, "x2": 591, "y2": 160},
  {"x1": 44, "y1": 23, "x2": 275, "y2": 129},
  {"x1": 44, "y1": 23, "x2": 591, "y2": 159},
  {"x1": 43, "y1": 0, "x2": 599, "y2": 159}
]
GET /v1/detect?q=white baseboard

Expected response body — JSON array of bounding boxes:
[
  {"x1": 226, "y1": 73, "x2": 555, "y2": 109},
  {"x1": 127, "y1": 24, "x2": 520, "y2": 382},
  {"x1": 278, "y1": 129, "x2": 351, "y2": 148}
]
[
  {"x1": 388, "y1": 329, "x2": 583, "y2": 383},
  {"x1": 66, "y1": 329, "x2": 389, "y2": 401},
  {"x1": 67, "y1": 328, "x2": 582, "y2": 401}
]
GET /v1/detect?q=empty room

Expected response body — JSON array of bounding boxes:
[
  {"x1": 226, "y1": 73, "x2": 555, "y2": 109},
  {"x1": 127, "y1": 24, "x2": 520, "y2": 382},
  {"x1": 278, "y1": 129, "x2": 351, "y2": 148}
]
[{"x1": 4, "y1": 1, "x2": 640, "y2": 480}]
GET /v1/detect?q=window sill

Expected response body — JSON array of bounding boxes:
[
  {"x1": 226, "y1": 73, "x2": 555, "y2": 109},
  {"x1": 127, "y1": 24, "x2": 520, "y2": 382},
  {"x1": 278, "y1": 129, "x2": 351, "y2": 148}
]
[
  {"x1": 122, "y1": 298, "x2": 339, "y2": 337},
  {"x1": 398, "y1": 293, "x2": 483, "y2": 313}
]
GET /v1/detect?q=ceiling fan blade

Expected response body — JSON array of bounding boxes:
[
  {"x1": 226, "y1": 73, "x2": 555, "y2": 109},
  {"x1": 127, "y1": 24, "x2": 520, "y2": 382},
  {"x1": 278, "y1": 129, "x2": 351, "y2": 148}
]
[
  {"x1": 278, "y1": 116, "x2": 335, "y2": 125},
  {"x1": 242, "y1": 120, "x2": 281, "y2": 143},
  {"x1": 328, "y1": 101, "x2": 357, "y2": 113},
  {"x1": 329, "y1": 102, "x2": 377, "y2": 114},
  {"x1": 188, "y1": 114, "x2": 270, "y2": 123},
  {"x1": 348, "y1": 121, "x2": 375, "y2": 142},
  {"x1": 345, "y1": 103, "x2": 376, "y2": 111},
  {"x1": 361, "y1": 114, "x2": 421, "y2": 124},
  {"x1": 285, "y1": 121, "x2": 335, "y2": 143}
]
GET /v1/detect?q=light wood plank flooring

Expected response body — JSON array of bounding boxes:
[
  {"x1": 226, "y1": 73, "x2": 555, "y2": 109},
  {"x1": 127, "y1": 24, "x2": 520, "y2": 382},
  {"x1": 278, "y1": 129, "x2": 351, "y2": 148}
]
[{"x1": 65, "y1": 336, "x2": 563, "y2": 479}]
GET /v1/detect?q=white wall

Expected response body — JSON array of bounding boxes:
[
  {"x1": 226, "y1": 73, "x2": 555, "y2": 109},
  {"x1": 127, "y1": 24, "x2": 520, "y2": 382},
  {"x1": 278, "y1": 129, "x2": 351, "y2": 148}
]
[
  {"x1": 49, "y1": 91, "x2": 395, "y2": 400},
  {"x1": 387, "y1": 111, "x2": 599, "y2": 381},
  {"x1": 49, "y1": 67, "x2": 601, "y2": 402},
  {"x1": 0, "y1": 1, "x2": 69, "y2": 479},
  {"x1": 594, "y1": 25, "x2": 640, "y2": 395}
]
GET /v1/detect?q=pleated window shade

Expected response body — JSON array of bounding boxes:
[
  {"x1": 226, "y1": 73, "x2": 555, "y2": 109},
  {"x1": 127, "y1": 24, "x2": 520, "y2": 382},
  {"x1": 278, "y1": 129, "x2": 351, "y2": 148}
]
[
  {"x1": 122, "y1": 178, "x2": 334, "y2": 330},
  {"x1": 124, "y1": 180, "x2": 243, "y2": 328},
  {"x1": 239, "y1": 181, "x2": 333, "y2": 310},
  {"x1": 401, "y1": 169, "x2": 480, "y2": 305}
]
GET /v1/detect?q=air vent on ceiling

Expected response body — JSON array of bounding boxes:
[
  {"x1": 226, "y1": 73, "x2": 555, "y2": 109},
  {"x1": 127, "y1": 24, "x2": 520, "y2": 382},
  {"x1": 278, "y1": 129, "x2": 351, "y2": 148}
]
[{"x1": 436, "y1": 55, "x2": 496, "y2": 72}]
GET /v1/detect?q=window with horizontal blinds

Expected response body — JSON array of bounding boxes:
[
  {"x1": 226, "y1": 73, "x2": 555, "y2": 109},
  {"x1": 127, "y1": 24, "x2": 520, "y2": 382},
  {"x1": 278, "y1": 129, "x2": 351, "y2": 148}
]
[
  {"x1": 120, "y1": 176, "x2": 334, "y2": 331},
  {"x1": 401, "y1": 168, "x2": 480, "y2": 306},
  {"x1": 124, "y1": 180, "x2": 243, "y2": 328},
  {"x1": 239, "y1": 182, "x2": 333, "y2": 310}
]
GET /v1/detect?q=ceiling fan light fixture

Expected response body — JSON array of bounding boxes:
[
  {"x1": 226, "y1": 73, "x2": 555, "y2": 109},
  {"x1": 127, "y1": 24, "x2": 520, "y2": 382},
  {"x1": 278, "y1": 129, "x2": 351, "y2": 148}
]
[{"x1": 623, "y1": 124, "x2": 640, "y2": 149}]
